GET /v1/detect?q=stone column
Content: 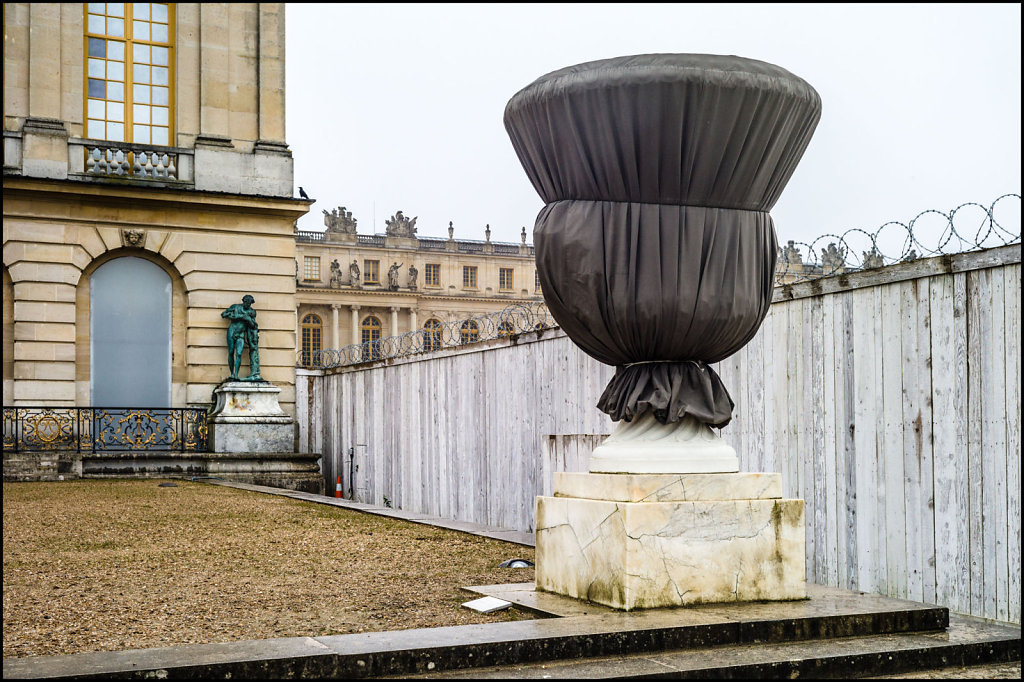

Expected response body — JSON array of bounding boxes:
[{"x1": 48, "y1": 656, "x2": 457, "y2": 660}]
[
  {"x1": 23, "y1": 3, "x2": 69, "y2": 179},
  {"x1": 350, "y1": 305, "x2": 360, "y2": 346},
  {"x1": 256, "y1": 3, "x2": 286, "y2": 144},
  {"x1": 331, "y1": 304, "x2": 340, "y2": 349},
  {"x1": 409, "y1": 308, "x2": 418, "y2": 332},
  {"x1": 390, "y1": 306, "x2": 400, "y2": 337}
]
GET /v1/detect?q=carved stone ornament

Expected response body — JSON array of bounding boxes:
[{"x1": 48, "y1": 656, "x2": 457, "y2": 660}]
[
  {"x1": 385, "y1": 210, "x2": 418, "y2": 238},
  {"x1": 820, "y1": 242, "x2": 847, "y2": 272},
  {"x1": 324, "y1": 206, "x2": 357, "y2": 234},
  {"x1": 121, "y1": 229, "x2": 146, "y2": 248}
]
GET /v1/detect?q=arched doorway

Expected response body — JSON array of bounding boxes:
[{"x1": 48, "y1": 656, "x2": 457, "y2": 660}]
[{"x1": 90, "y1": 256, "x2": 171, "y2": 406}]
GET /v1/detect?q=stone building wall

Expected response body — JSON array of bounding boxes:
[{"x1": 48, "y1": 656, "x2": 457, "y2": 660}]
[{"x1": 3, "y1": 3, "x2": 309, "y2": 416}]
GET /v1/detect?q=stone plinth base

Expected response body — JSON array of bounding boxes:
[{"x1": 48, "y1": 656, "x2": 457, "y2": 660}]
[
  {"x1": 208, "y1": 421, "x2": 294, "y2": 453},
  {"x1": 535, "y1": 472, "x2": 805, "y2": 611},
  {"x1": 208, "y1": 381, "x2": 295, "y2": 454}
]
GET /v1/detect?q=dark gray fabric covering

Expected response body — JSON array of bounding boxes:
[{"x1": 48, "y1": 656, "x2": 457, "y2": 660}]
[{"x1": 504, "y1": 54, "x2": 821, "y2": 426}]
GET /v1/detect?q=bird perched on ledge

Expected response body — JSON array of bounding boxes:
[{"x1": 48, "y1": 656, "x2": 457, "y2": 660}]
[{"x1": 298, "y1": 186, "x2": 310, "y2": 200}]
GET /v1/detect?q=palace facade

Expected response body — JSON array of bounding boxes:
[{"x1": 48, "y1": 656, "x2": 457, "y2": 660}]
[{"x1": 295, "y1": 208, "x2": 543, "y2": 359}]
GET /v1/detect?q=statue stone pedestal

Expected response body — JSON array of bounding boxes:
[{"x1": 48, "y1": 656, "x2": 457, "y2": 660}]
[
  {"x1": 535, "y1": 471, "x2": 805, "y2": 611},
  {"x1": 208, "y1": 381, "x2": 294, "y2": 453}
]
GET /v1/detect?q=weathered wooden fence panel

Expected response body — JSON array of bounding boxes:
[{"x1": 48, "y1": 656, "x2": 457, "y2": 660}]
[{"x1": 296, "y1": 245, "x2": 1021, "y2": 623}]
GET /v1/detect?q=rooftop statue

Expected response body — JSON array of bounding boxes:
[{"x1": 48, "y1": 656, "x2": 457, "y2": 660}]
[
  {"x1": 221, "y1": 295, "x2": 261, "y2": 381},
  {"x1": 385, "y1": 210, "x2": 418, "y2": 238},
  {"x1": 324, "y1": 206, "x2": 357, "y2": 234}
]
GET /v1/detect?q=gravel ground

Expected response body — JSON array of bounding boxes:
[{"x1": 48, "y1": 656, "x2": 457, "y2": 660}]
[{"x1": 2, "y1": 479, "x2": 535, "y2": 659}]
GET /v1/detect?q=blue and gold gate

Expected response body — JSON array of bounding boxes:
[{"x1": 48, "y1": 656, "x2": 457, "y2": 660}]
[{"x1": 2, "y1": 407, "x2": 209, "y2": 453}]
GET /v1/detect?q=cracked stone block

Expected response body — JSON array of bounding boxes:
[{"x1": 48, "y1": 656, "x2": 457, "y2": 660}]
[{"x1": 536, "y1": 473, "x2": 805, "y2": 610}]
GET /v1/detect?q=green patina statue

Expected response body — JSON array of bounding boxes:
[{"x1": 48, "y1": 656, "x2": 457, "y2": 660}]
[{"x1": 222, "y1": 295, "x2": 262, "y2": 381}]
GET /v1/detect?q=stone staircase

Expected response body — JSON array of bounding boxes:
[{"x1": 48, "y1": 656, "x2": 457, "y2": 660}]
[{"x1": 3, "y1": 583, "x2": 1018, "y2": 680}]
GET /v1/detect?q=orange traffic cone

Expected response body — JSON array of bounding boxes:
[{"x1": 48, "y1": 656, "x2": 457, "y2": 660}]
[{"x1": 335, "y1": 475, "x2": 343, "y2": 498}]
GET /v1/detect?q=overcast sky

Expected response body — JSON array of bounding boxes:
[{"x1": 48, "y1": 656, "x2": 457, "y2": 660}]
[{"x1": 285, "y1": 3, "x2": 1021, "y2": 260}]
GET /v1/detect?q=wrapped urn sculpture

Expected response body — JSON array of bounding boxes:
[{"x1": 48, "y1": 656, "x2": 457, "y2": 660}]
[{"x1": 506, "y1": 54, "x2": 821, "y2": 609}]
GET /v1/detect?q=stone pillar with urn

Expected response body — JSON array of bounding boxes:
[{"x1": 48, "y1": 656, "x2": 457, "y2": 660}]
[{"x1": 504, "y1": 54, "x2": 821, "y2": 610}]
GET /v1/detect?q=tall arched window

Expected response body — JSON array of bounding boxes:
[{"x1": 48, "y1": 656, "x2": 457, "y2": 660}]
[
  {"x1": 423, "y1": 318, "x2": 442, "y2": 352},
  {"x1": 300, "y1": 313, "x2": 322, "y2": 367},
  {"x1": 460, "y1": 320, "x2": 479, "y2": 345},
  {"x1": 91, "y1": 256, "x2": 171, "y2": 406},
  {"x1": 497, "y1": 320, "x2": 514, "y2": 337},
  {"x1": 361, "y1": 315, "x2": 382, "y2": 360}
]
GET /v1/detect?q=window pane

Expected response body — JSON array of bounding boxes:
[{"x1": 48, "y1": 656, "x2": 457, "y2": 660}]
[
  {"x1": 88, "y1": 37, "x2": 106, "y2": 57},
  {"x1": 107, "y1": 122, "x2": 125, "y2": 142},
  {"x1": 152, "y1": 66, "x2": 168, "y2": 86},
  {"x1": 107, "y1": 101, "x2": 124, "y2": 122},
  {"x1": 108, "y1": 3, "x2": 125, "y2": 17},
  {"x1": 133, "y1": 104, "x2": 151, "y2": 124},
  {"x1": 88, "y1": 14, "x2": 105, "y2": 34},
  {"x1": 108, "y1": 40, "x2": 125, "y2": 60},
  {"x1": 107, "y1": 81, "x2": 124, "y2": 101},
  {"x1": 88, "y1": 98, "x2": 105, "y2": 118},
  {"x1": 107, "y1": 61, "x2": 124, "y2": 80},
  {"x1": 88, "y1": 119, "x2": 105, "y2": 139},
  {"x1": 152, "y1": 106, "x2": 168, "y2": 125},
  {"x1": 133, "y1": 3, "x2": 150, "y2": 20},
  {"x1": 133, "y1": 64, "x2": 150, "y2": 83},
  {"x1": 90, "y1": 257, "x2": 171, "y2": 407},
  {"x1": 134, "y1": 84, "x2": 150, "y2": 104},
  {"x1": 151, "y1": 23, "x2": 168, "y2": 43},
  {"x1": 88, "y1": 58, "x2": 105, "y2": 78},
  {"x1": 151, "y1": 127, "x2": 168, "y2": 146},
  {"x1": 152, "y1": 86, "x2": 168, "y2": 105},
  {"x1": 133, "y1": 43, "x2": 150, "y2": 64},
  {"x1": 152, "y1": 4, "x2": 168, "y2": 22},
  {"x1": 133, "y1": 124, "x2": 150, "y2": 144},
  {"x1": 133, "y1": 20, "x2": 150, "y2": 41},
  {"x1": 108, "y1": 18, "x2": 124, "y2": 37},
  {"x1": 88, "y1": 78, "x2": 106, "y2": 98},
  {"x1": 151, "y1": 45, "x2": 168, "y2": 66},
  {"x1": 88, "y1": 3, "x2": 105, "y2": 14}
]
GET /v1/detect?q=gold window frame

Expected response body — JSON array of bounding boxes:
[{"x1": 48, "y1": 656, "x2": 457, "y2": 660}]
[{"x1": 83, "y1": 2, "x2": 176, "y2": 146}]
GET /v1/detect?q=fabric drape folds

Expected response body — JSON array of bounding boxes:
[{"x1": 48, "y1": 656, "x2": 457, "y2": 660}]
[{"x1": 504, "y1": 54, "x2": 821, "y2": 427}]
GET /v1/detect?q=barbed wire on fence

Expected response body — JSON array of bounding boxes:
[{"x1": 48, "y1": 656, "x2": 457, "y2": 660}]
[
  {"x1": 774, "y1": 193, "x2": 1020, "y2": 284},
  {"x1": 297, "y1": 301, "x2": 556, "y2": 369},
  {"x1": 298, "y1": 194, "x2": 1020, "y2": 369}
]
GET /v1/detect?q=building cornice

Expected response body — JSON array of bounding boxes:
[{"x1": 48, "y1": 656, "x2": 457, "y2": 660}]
[
  {"x1": 295, "y1": 284, "x2": 543, "y2": 306},
  {"x1": 2, "y1": 177, "x2": 314, "y2": 218}
]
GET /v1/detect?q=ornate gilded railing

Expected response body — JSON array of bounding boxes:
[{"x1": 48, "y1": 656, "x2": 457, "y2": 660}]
[{"x1": 2, "y1": 407, "x2": 209, "y2": 453}]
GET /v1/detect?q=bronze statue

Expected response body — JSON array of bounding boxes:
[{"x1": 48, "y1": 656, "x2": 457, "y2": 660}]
[{"x1": 221, "y1": 295, "x2": 262, "y2": 381}]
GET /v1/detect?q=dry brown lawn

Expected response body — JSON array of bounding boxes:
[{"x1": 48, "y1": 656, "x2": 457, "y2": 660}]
[{"x1": 2, "y1": 479, "x2": 536, "y2": 659}]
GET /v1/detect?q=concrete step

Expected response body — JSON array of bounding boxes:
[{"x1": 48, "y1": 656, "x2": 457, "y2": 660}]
[
  {"x1": 3, "y1": 585, "x2": 1018, "y2": 680},
  {"x1": 391, "y1": 613, "x2": 1019, "y2": 679}
]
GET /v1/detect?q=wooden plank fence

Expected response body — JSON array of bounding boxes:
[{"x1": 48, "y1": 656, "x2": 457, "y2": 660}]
[{"x1": 297, "y1": 244, "x2": 1021, "y2": 624}]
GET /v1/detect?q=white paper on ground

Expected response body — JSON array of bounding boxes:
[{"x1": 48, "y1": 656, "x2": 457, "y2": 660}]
[{"x1": 461, "y1": 596, "x2": 513, "y2": 613}]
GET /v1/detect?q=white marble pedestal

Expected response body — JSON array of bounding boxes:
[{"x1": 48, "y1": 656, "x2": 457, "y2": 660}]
[
  {"x1": 535, "y1": 472, "x2": 805, "y2": 611},
  {"x1": 207, "y1": 381, "x2": 294, "y2": 453}
]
